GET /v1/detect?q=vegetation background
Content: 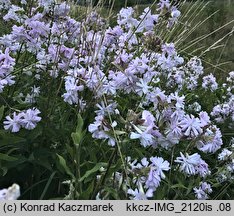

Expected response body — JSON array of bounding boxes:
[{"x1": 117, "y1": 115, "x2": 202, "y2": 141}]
[
  {"x1": 75, "y1": 0, "x2": 234, "y2": 73},
  {"x1": 0, "y1": 0, "x2": 233, "y2": 200}
]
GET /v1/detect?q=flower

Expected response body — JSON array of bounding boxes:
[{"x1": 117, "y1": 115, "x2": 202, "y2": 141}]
[
  {"x1": 3, "y1": 112, "x2": 23, "y2": 132},
  {"x1": 218, "y1": 148, "x2": 232, "y2": 161},
  {"x1": 179, "y1": 114, "x2": 202, "y2": 137},
  {"x1": 197, "y1": 126, "x2": 223, "y2": 153},
  {"x1": 135, "y1": 78, "x2": 152, "y2": 96},
  {"x1": 117, "y1": 7, "x2": 138, "y2": 29},
  {"x1": 0, "y1": 184, "x2": 20, "y2": 200},
  {"x1": 193, "y1": 182, "x2": 212, "y2": 200},
  {"x1": 137, "y1": 7, "x2": 159, "y2": 32},
  {"x1": 202, "y1": 74, "x2": 218, "y2": 91},
  {"x1": 130, "y1": 124, "x2": 154, "y2": 147},
  {"x1": 175, "y1": 152, "x2": 210, "y2": 177},
  {"x1": 157, "y1": 0, "x2": 171, "y2": 10},
  {"x1": 21, "y1": 108, "x2": 41, "y2": 130},
  {"x1": 150, "y1": 156, "x2": 170, "y2": 179},
  {"x1": 175, "y1": 152, "x2": 201, "y2": 175},
  {"x1": 128, "y1": 183, "x2": 153, "y2": 200},
  {"x1": 145, "y1": 157, "x2": 170, "y2": 190},
  {"x1": 4, "y1": 108, "x2": 41, "y2": 132}
]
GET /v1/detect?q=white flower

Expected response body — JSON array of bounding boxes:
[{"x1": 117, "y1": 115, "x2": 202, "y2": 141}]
[
  {"x1": 128, "y1": 182, "x2": 153, "y2": 200},
  {"x1": 0, "y1": 184, "x2": 20, "y2": 200},
  {"x1": 3, "y1": 112, "x2": 23, "y2": 133},
  {"x1": 179, "y1": 114, "x2": 202, "y2": 137},
  {"x1": 150, "y1": 156, "x2": 170, "y2": 179},
  {"x1": 135, "y1": 78, "x2": 151, "y2": 96},
  {"x1": 130, "y1": 125, "x2": 154, "y2": 147},
  {"x1": 175, "y1": 152, "x2": 201, "y2": 175},
  {"x1": 218, "y1": 148, "x2": 232, "y2": 161},
  {"x1": 117, "y1": 7, "x2": 138, "y2": 28},
  {"x1": 21, "y1": 108, "x2": 42, "y2": 130}
]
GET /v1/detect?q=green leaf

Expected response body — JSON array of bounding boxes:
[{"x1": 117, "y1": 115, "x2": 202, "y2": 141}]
[
  {"x1": 103, "y1": 187, "x2": 119, "y2": 199},
  {"x1": 171, "y1": 183, "x2": 187, "y2": 189},
  {"x1": 114, "y1": 130, "x2": 126, "y2": 135},
  {"x1": 76, "y1": 114, "x2": 84, "y2": 133},
  {"x1": 0, "y1": 106, "x2": 4, "y2": 121},
  {"x1": 56, "y1": 154, "x2": 74, "y2": 179},
  {"x1": 71, "y1": 132, "x2": 81, "y2": 145},
  {"x1": 0, "y1": 167, "x2": 8, "y2": 176},
  {"x1": 40, "y1": 171, "x2": 57, "y2": 200},
  {"x1": 0, "y1": 130, "x2": 26, "y2": 146},
  {"x1": 79, "y1": 181, "x2": 94, "y2": 199},
  {"x1": 79, "y1": 162, "x2": 107, "y2": 182},
  {"x1": 71, "y1": 115, "x2": 86, "y2": 145},
  {"x1": 0, "y1": 153, "x2": 18, "y2": 161}
]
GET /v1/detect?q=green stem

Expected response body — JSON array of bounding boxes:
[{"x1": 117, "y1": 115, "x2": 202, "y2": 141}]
[{"x1": 91, "y1": 147, "x2": 117, "y2": 199}]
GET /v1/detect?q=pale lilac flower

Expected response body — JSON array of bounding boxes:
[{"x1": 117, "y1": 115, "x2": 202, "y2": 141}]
[
  {"x1": 0, "y1": 184, "x2": 20, "y2": 200},
  {"x1": 199, "y1": 111, "x2": 210, "y2": 127},
  {"x1": 38, "y1": 0, "x2": 55, "y2": 8},
  {"x1": 0, "y1": 189, "x2": 8, "y2": 200},
  {"x1": 128, "y1": 184, "x2": 153, "y2": 200},
  {"x1": 171, "y1": 7, "x2": 181, "y2": 19},
  {"x1": 179, "y1": 114, "x2": 202, "y2": 137},
  {"x1": 54, "y1": 2, "x2": 70, "y2": 17},
  {"x1": 187, "y1": 57, "x2": 204, "y2": 75},
  {"x1": 227, "y1": 159, "x2": 234, "y2": 173},
  {"x1": 3, "y1": 112, "x2": 23, "y2": 133},
  {"x1": 202, "y1": 74, "x2": 218, "y2": 91},
  {"x1": 157, "y1": 0, "x2": 171, "y2": 10},
  {"x1": 168, "y1": 92, "x2": 185, "y2": 109},
  {"x1": 88, "y1": 115, "x2": 115, "y2": 146},
  {"x1": 162, "y1": 43, "x2": 176, "y2": 56},
  {"x1": 196, "y1": 159, "x2": 210, "y2": 177},
  {"x1": 193, "y1": 187, "x2": 208, "y2": 200},
  {"x1": 193, "y1": 182, "x2": 212, "y2": 200},
  {"x1": 197, "y1": 126, "x2": 223, "y2": 153},
  {"x1": 62, "y1": 76, "x2": 84, "y2": 105},
  {"x1": 137, "y1": 7, "x2": 159, "y2": 32},
  {"x1": 168, "y1": 7, "x2": 181, "y2": 27},
  {"x1": 150, "y1": 156, "x2": 170, "y2": 179},
  {"x1": 21, "y1": 108, "x2": 42, "y2": 130},
  {"x1": 141, "y1": 110, "x2": 157, "y2": 132},
  {"x1": 227, "y1": 71, "x2": 234, "y2": 82},
  {"x1": 145, "y1": 167, "x2": 161, "y2": 189},
  {"x1": 3, "y1": 5, "x2": 25, "y2": 23},
  {"x1": 145, "y1": 157, "x2": 170, "y2": 190},
  {"x1": 0, "y1": 48, "x2": 15, "y2": 91},
  {"x1": 175, "y1": 152, "x2": 210, "y2": 177},
  {"x1": 135, "y1": 78, "x2": 152, "y2": 96},
  {"x1": 0, "y1": 0, "x2": 11, "y2": 10},
  {"x1": 130, "y1": 130, "x2": 154, "y2": 147},
  {"x1": 218, "y1": 148, "x2": 232, "y2": 161},
  {"x1": 158, "y1": 133, "x2": 180, "y2": 149},
  {"x1": 165, "y1": 118, "x2": 182, "y2": 139},
  {"x1": 95, "y1": 101, "x2": 117, "y2": 116},
  {"x1": 117, "y1": 7, "x2": 138, "y2": 29}
]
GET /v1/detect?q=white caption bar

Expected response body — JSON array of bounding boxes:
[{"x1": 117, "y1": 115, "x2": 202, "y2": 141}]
[{"x1": 0, "y1": 200, "x2": 233, "y2": 216}]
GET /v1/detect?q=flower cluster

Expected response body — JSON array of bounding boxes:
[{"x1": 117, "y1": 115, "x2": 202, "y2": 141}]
[
  {"x1": 127, "y1": 156, "x2": 170, "y2": 200},
  {"x1": 4, "y1": 108, "x2": 41, "y2": 132},
  {"x1": 216, "y1": 138, "x2": 234, "y2": 183},
  {"x1": 0, "y1": 48, "x2": 15, "y2": 92},
  {"x1": 175, "y1": 152, "x2": 210, "y2": 177},
  {"x1": 193, "y1": 182, "x2": 212, "y2": 200}
]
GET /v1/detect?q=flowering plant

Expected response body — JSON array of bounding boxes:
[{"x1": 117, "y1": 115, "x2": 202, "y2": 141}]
[{"x1": 0, "y1": 0, "x2": 233, "y2": 200}]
